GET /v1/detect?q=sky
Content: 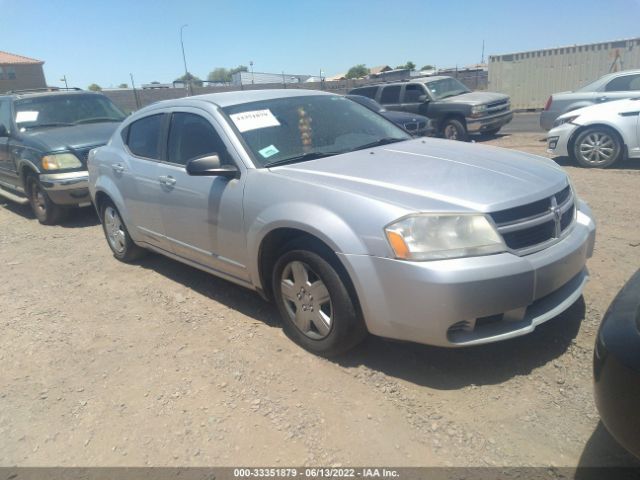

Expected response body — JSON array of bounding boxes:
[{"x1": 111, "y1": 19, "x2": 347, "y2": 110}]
[{"x1": 1, "y1": 0, "x2": 639, "y2": 89}]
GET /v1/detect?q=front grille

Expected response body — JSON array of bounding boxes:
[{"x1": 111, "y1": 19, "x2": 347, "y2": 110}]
[
  {"x1": 486, "y1": 100, "x2": 510, "y2": 114},
  {"x1": 73, "y1": 144, "x2": 103, "y2": 164},
  {"x1": 489, "y1": 185, "x2": 575, "y2": 254},
  {"x1": 404, "y1": 122, "x2": 418, "y2": 132}
]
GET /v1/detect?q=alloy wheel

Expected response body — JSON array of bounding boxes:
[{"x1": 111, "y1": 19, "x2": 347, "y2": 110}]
[
  {"x1": 104, "y1": 206, "x2": 126, "y2": 254},
  {"x1": 578, "y1": 132, "x2": 616, "y2": 166}
]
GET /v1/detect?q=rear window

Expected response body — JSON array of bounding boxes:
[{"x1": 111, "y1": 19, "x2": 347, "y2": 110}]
[
  {"x1": 380, "y1": 85, "x2": 401, "y2": 104},
  {"x1": 126, "y1": 114, "x2": 163, "y2": 159}
]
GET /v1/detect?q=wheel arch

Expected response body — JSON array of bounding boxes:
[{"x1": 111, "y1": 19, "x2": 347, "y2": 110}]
[{"x1": 568, "y1": 122, "x2": 627, "y2": 161}]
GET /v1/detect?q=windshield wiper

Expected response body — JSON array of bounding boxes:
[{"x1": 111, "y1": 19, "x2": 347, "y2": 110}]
[
  {"x1": 352, "y1": 137, "x2": 407, "y2": 151},
  {"x1": 265, "y1": 151, "x2": 341, "y2": 168},
  {"x1": 23, "y1": 122, "x2": 75, "y2": 128},
  {"x1": 74, "y1": 117, "x2": 124, "y2": 125},
  {"x1": 438, "y1": 92, "x2": 467, "y2": 99}
]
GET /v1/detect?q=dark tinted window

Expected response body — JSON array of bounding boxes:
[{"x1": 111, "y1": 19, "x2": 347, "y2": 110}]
[
  {"x1": 167, "y1": 113, "x2": 228, "y2": 165},
  {"x1": 0, "y1": 99, "x2": 11, "y2": 133},
  {"x1": 605, "y1": 74, "x2": 640, "y2": 92},
  {"x1": 350, "y1": 86, "x2": 378, "y2": 99},
  {"x1": 380, "y1": 85, "x2": 401, "y2": 104},
  {"x1": 404, "y1": 84, "x2": 426, "y2": 102},
  {"x1": 126, "y1": 114, "x2": 163, "y2": 159}
]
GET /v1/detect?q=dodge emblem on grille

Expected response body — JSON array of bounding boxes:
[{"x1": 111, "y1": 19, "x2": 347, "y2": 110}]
[{"x1": 550, "y1": 197, "x2": 562, "y2": 238}]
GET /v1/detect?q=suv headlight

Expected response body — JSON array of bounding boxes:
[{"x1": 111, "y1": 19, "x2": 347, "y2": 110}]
[
  {"x1": 552, "y1": 115, "x2": 579, "y2": 128},
  {"x1": 471, "y1": 104, "x2": 487, "y2": 116},
  {"x1": 41, "y1": 153, "x2": 82, "y2": 170},
  {"x1": 384, "y1": 213, "x2": 506, "y2": 261}
]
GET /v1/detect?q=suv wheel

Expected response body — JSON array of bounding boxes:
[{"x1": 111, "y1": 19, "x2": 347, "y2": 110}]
[
  {"x1": 272, "y1": 242, "x2": 366, "y2": 356},
  {"x1": 572, "y1": 127, "x2": 622, "y2": 168},
  {"x1": 100, "y1": 200, "x2": 145, "y2": 262},
  {"x1": 26, "y1": 174, "x2": 66, "y2": 225},
  {"x1": 442, "y1": 118, "x2": 468, "y2": 141}
]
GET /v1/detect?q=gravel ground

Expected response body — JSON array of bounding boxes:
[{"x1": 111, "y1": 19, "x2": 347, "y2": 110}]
[{"x1": 1, "y1": 133, "x2": 639, "y2": 468}]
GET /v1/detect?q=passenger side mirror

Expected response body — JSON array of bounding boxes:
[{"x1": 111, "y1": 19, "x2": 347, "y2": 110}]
[
  {"x1": 185, "y1": 154, "x2": 239, "y2": 179},
  {"x1": 418, "y1": 94, "x2": 428, "y2": 102},
  {"x1": 0, "y1": 124, "x2": 8, "y2": 137}
]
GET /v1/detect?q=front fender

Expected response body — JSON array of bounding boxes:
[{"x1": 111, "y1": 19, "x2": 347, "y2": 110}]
[{"x1": 246, "y1": 202, "x2": 370, "y2": 290}]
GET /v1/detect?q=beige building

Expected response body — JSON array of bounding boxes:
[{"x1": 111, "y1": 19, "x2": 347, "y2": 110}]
[{"x1": 0, "y1": 51, "x2": 46, "y2": 93}]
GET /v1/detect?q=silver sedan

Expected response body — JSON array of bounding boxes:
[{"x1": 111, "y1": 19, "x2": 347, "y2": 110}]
[{"x1": 88, "y1": 89, "x2": 595, "y2": 356}]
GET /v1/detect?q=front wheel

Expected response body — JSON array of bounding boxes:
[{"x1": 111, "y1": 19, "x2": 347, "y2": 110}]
[
  {"x1": 442, "y1": 118, "x2": 468, "y2": 141},
  {"x1": 272, "y1": 245, "x2": 366, "y2": 356},
  {"x1": 26, "y1": 175, "x2": 66, "y2": 225},
  {"x1": 100, "y1": 200, "x2": 145, "y2": 262},
  {"x1": 572, "y1": 127, "x2": 623, "y2": 168}
]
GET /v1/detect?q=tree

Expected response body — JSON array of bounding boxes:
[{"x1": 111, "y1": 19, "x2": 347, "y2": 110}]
[
  {"x1": 345, "y1": 64, "x2": 369, "y2": 79},
  {"x1": 420, "y1": 64, "x2": 435, "y2": 71},
  {"x1": 207, "y1": 65, "x2": 248, "y2": 83},
  {"x1": 87, "y1": 83, "x2": 102, "y2": 91},
  {"x1": 396, "y1": 61, "x2": 416, "y2": 71},
  {"x1": 174, "y1": 72, "x2": 203, "y2": 87},
  {"x1": 118, "y1": 83, "x2": 128, "y2": 88}
]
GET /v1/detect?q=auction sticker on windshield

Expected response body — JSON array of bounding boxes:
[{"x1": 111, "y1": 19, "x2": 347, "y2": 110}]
[
  {"x1": 15, "y1": 111, "x2": 39, "y2": 123},
  {"x1": 230, "y1": 109, "x2": 280, "y2": 132}
]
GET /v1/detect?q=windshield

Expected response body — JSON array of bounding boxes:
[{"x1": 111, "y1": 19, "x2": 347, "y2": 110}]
[
  {"x1": 13, "y1": 94, "x2": 126, "y2": 130},
  {"x1": 222, "y1": 95, "x2": 410, "y2": 167},
  {"x1": 424, "y1": 78, "x2": 471, "y2": 100}
]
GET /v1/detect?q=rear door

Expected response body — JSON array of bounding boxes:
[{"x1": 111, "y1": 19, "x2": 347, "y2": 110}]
[
  {"x1": 379, "y1": 85, "x2": 402, "y2": 112},
  {"x1": 599, "y1": 73, "x2": 640, "y2": 103},
  {"x1": 118, "y1": 113, "x2": 169, "y2": 249},
  {"x1": 0, "y1": 98, "x2": 17, "y2": 186},
  {"x1": 156, "y1": 108, "x2": 249, "y2": 282}
]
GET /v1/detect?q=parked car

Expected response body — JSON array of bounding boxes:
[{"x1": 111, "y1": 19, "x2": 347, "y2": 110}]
[
  {"x1": 345, "y1": 94, "x2": 434, "y2": 136},
  {"x1": 546, "y1": 98, "x2": 640, "y2": 168},
  {"x1": 0, "y1": 89, "x2": 126, "y2": 224},
  {"x1": 88, "y1": 89, "x2": 595, "y2": 356},
  {"x1": 540, "y1": 69, "x2": 640, "y2": 131},
  {"x1": 594, "y1": 269, "x2": 640, "y2": 459},
  {"x1": 349, "y1": 76, "x2": 512, "y2": 141}
]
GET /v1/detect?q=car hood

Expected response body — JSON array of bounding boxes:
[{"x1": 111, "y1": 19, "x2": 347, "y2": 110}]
[
  {"x1": 21, "y1": 122, "x2": 120, "y2": 152},
  {"x1": 438, "y1": 91, "x2": 509, "y2": 106},
  {"x1": 270, "y1": 138, "x2": 567, "y2": 212},
  {"x1": 382, "y1": 110, "x2": 430, "y2": 123}
]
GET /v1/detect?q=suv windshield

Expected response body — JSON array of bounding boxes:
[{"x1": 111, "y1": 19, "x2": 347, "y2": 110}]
[
  {"x1": 222, "y1": 95, "x2": 410, "y2": 167},
  {"x1": 423, "y1": 78, "x2": 470, "y2": 100},
  {"x1": 14, "y1": 94, "x2": 126, "y2": 130}
]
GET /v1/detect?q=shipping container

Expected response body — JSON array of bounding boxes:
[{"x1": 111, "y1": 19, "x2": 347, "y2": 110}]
[{"x1": 488, "y1": 37, "x2": 640, "y2": 110}]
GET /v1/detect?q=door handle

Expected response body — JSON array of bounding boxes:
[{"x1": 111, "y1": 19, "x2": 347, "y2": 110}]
[
  {"x1": 159, "y1": 175, "x2": 176, "y2": 187},
  {"x1": 112, "y1": 163, "x2": 125, "y2": 174}
]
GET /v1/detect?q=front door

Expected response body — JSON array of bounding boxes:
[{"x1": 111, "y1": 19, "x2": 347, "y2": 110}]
[{"x1": 157, "y1": 110, "x2": 248, "y2": 282}]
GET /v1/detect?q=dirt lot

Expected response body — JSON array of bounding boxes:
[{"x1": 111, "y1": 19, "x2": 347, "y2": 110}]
[{"x1": 1, "y1": 133, "x2": 639, "y2": 468}]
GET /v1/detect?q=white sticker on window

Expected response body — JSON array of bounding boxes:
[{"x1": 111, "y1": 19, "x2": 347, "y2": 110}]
[
  {"x1": 16, "y1": 111, "x2": 39, "y2": 123},
  {"x1": 258, "y1": 145, "x2": 279, "y2": 158},
  {"x1": 230, "y1": 109, "x2": 280, "y2": 133}
]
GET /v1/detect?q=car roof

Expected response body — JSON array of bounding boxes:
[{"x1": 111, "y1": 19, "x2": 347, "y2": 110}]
[
  {"x1": 0, "y1": 90, "x2": 103, "y2": 100},
  {"x1": 355, "y1": 76, "x2": 454, "y2": 89},
  {"x1": 150, "y1": 88, "x2": 336, "y2": 110}
]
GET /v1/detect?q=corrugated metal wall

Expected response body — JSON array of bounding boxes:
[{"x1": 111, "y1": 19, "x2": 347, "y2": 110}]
[{"x1": 489, "y1": 38, "x2": 640, "y2": 109}]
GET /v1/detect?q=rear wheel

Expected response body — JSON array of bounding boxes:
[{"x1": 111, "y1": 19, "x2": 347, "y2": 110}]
[
  {"x1": 26, "y1": 174, "x2": 66, "y2": 225},
  {"x1": 572, "y1": 127, "x2": 623, "y2": 168},
  {"x1": 272, "y1": 242, "x2": 366, "y2": 356},
  {"x1": 100, "y1": 200, "x2": 145, "y2": 262},
  {"x1": 442, "y1": 118, "x2": 468, "y2": 141}
]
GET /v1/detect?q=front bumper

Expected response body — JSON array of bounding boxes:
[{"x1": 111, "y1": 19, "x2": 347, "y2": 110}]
[
  {"x1": 546, "y1": 123, "x2": 578, "y2": 157},
  {"x1": 339, "y1": 202, "x2": 596, "y2": 347},
  {"x1": 466, "y1": 111, "x2": 513, "y2": 133},
  {"x1": 594, "y1": 270, "x2": 640, "y2": 459},
  {"x1": 39, "y1": 171, "x2": 91, "y2": 206}
]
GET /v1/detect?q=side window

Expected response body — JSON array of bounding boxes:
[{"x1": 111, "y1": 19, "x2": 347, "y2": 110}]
[
  {"x1": 404, "y1": 84, "x2": 425, "y2": 103},
  {"x1": 351, "y1": 86, "x2": 377, "y2": 99},
  {"x1": 167, "y1": 113, "x2": 229, "y2": 166},
  {"x1": 380, "y1": 85, "x2": 401, "y2": 104},
  {"x1": 126, "y1": 114, "x2": 163, "y2": 159},
  {"x1": 605, "y1": 74, "x2": 640, "y2": 92},
  {"x1": 0, "y1": 99, "x2": 12, "y2": 134}
]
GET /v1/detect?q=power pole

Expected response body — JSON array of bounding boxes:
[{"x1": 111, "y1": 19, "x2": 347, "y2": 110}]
[{"x1": 180, "y1": 24, "x2": 191, "y2": 95}]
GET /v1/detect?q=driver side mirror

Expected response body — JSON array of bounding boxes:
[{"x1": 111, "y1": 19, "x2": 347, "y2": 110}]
[
  {"x1": 418, "y1": 94, "x2": 428, "y2": 102},
  {"x1": 0, "y1": 124, "x2": 8, "y2": 137},
  {"x1": 185, "y1": 154, "x2": 239, "y2": 179}
]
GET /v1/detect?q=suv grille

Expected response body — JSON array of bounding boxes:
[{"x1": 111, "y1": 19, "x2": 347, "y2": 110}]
[
  {"x1": 489, "y1": 185, "x2": 575, "y2": 255},
  {"x1": 73, "y1": 144, "x2": 103, "y2": 164},
  {"x1": 486, "y1": 100, "x2": 510, "y2": 114}
]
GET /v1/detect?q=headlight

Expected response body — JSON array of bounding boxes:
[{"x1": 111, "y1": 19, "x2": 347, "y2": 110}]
[
  {"x1": 384, "y1": 213, "x2": 506, "y2": 261},
  {"x1": 552, "y1": 115, "x2": 579, "y2": 128},
  {"x1": 471, "y1": 104, "x2": 487, "y2": 116},
  {"x1": 41, "y1": 153, "x2": 82, "y2": 170}
]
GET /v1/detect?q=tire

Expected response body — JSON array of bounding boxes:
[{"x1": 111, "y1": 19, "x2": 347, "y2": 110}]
[
  {"x1": 26, "y1": 174, "x2": 66, "y2": 225},
  {"x1": 442, "y1": 118, "x2": 468, "y2": 141},
  {"x1": 100, "y1": 200, "x2": 145, "y2": 262},
  {"x1": 572, "y1": 126, "x2": 623, "y2": 168},
  {"x1": 272, "y1": 242, "x2": 367, "y2": 356}
]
